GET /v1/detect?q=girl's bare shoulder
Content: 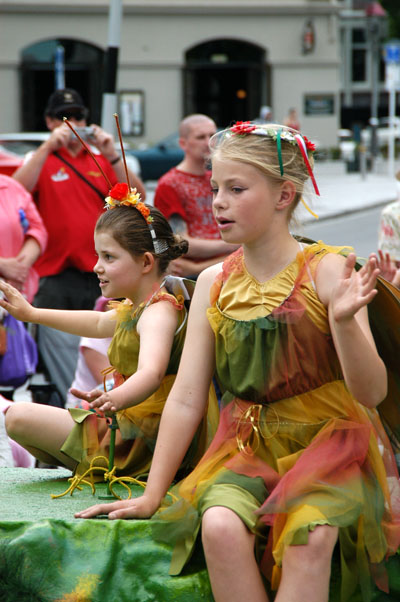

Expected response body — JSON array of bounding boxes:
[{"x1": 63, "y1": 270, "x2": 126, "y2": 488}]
[{"x1": 315, "y1": 252, "x2": 347, "y2": 305}]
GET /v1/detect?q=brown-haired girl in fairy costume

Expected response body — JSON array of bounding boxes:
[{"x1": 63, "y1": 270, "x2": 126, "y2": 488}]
[{"x1": 1, "y1": 177, "x2": 218, "y2": 482}]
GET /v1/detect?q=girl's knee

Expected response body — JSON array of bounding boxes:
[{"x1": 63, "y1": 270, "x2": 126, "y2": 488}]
[
  {"x1": 5, "y1": 402, "x2": 33, "y2": 438},
  {"x1": 308, "y1": 524, "x2": 338, "y2": 556},
  {"x1": 284, "y1": 525, "x2": 338, "y2": 569},
  {"x1": 202, "y1": 506, "x2": 253, "y2": 553}
]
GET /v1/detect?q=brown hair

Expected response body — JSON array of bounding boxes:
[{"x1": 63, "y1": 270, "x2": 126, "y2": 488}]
[
  {"x1": 95, "y1": 205, "x2": 188, "y2": 274},
  {"x1": 210, "y1": 123, "x2": 315, "y2": 220}
]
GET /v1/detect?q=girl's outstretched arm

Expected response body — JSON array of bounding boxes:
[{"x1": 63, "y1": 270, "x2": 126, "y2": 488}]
[
  {"x1": 72, "y1": 299, "x2": 180, "y2": 414},
  {"x1": 75, "y1": 264, "x2": 220, "y2": 519},
  {"x1": 0, "y1": 280, "x2": 116, "y2": 339},
  {"x1": 316, "y1": 252, "x2": 387, "y2": 408}
]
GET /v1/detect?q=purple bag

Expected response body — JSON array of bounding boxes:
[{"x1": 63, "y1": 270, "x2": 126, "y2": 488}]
[{"x1": 0, "y1": 313, "x2": 38, "y2": 387}]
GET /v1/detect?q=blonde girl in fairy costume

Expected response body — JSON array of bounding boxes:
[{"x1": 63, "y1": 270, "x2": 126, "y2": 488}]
[
  {"x1": 0, "y1": 185, "x2": 218, "y2": 480},
  {"x1": 74, "y1": 123, "x2": 400, "y2": 602}
]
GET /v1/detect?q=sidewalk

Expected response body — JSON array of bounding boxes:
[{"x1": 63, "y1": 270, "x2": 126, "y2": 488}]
[
  {"x1": 145, "y1": 159, "x2": 399, "y2": 224},
  {"x1": 296, "y1": 160, "x2": 398, "y2": 223}
]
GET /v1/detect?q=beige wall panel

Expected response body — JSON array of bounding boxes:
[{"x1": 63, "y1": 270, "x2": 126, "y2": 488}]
[{"x1": 0, "y1": 3, "x2": 340, "y2": 147}]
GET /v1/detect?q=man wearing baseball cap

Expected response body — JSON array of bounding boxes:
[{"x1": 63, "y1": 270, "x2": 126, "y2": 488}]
[{"x1": 12, "y1": 88, "x2": 146, "y2": 405}]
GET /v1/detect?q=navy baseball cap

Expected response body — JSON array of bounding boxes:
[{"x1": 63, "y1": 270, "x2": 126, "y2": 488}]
[{"x1": 45, "y1": 88, "x2": 88, "y2": 119}]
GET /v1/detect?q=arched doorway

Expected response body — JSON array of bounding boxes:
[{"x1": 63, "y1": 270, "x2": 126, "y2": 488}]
[
  {"x1": 20, "y1": 39, "x2": 104, "y2": 131},
  {"x1": 183, "y1": 39, "x2": 268, "y2": 128}
]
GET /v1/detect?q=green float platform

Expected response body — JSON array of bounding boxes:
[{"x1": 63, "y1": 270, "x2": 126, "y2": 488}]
[
  {"x1": 1, "y1": 468, "x2": 400, "y2": 602},
  {"x1": 0, "y1": 468, "x2": 212, "y2": 602}
]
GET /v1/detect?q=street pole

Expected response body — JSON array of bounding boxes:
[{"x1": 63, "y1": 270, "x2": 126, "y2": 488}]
[
  {"x1": 101, "y1": 0, "x2": 123, "y2": 134},
  {"x1": 367, "y1": 14, "x2": 380, "y2": 170},
  {"x1": 365, "y1": 2, "x2": 387, "y2": 172},
  {"x1": 384, "y1": 40, "x2": 400, "y2": 179},
  {"x1": 388, "y1": 87, "x2": 396, "y2": 178},
  {"x1": 54, "y1": 45, "x2": 65, "y2": 90}
]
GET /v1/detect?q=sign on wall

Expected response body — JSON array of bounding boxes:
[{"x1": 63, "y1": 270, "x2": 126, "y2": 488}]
[
  {"x1": 304, "y1": 94, "x2": 335, "y2": 116},
  {"x1": 119, "y1": 91, "x2": 144, "y2": 136}
]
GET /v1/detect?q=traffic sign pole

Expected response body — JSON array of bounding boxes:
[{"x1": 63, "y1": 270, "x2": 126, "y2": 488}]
[
  {"x1": 384, "y1": 40, "x2": 400, "y2": 178},
  {"x1": 388, "y1": 88, "x2": 396, "y2": 178}
]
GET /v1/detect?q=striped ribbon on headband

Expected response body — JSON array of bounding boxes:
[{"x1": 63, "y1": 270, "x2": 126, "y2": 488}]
[
  {"x1": 294, "y1": 134, "x2": 320, "y2": 197},
  {"x1": 276, "y1": 128, "x2": 284, "y2": 176}
]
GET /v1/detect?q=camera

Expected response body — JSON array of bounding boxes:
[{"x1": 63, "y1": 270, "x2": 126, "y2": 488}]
[{"x1": 72, "y1": 126, "x2": 95, "y2": 141}]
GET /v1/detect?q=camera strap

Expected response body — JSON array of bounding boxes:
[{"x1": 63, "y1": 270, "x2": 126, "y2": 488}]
[{"x1": 53, "y1": 151, "x2": 106, "y2": 202}]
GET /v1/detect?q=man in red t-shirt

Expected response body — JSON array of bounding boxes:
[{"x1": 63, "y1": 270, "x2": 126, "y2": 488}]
[
  {"x1": 154, "y1": 114, "x2": 237, "y2": 278},
  {"x1": 12, "y1": 88, "x2": 146, "y2": 403}
]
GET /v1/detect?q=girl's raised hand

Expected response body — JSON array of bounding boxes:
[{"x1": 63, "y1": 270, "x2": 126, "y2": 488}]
[
  {"x1": 371, "y1": 250, "x2": 396, "y2": 282},
  {"x1": 0, "y1": 280, "x2": 36, "y2": 322},
  {"x1": 330, "y1": 253, "x2": 379, "y2": 323}
]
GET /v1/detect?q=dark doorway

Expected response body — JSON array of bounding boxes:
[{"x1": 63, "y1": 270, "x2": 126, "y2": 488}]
[
  {"x1": 184, "y1": 39, "x2": 268, "y2": 128},
  {"x1": 20, "y1": 39, "x2": 104, "y2": 131}
]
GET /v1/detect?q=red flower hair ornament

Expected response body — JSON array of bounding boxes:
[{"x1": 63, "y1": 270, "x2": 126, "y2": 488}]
[
  {"x1": 105, "y1": 184, "x2": 153, "y2": 224},
  {"x1": 105, "y1": 183, "x2": 169, "y2": 254}
]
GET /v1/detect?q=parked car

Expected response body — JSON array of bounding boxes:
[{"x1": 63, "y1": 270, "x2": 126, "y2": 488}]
[
  {"x1": 0, "y1": 132, "x2": 49, "y2": 158},
  {"x1": 0, "y1": 147, "x2": 23, "y2": 176},
  {"x1": 125, "y1": 132, "x2": 184, "y2": 181},
  {"x1": 360, "y1": 117, "x2": 400, "y2": 147},
  {"x1": 338, "y1": 128, "x2": 357, "y2": 162},
  {"x1": 0, "y1": 132, "x2": 141, "y2": 176}
]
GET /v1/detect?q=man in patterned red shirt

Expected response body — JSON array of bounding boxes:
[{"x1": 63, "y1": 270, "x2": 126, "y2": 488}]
[{"x1": 154, "y1": 114, "x2": 237, "y2": 277}]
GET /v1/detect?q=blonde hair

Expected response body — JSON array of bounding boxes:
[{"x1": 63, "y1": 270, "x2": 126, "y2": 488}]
[{"x1": 209, "y1": 123, "x2": 315, "y2": 219}]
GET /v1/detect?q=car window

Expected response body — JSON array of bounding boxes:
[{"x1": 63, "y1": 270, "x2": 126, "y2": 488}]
[
  {"x1": 0, "y1": 140, "x2": 43, "y2": 156},
  {"x1": 159, "y1": 133, "x2": 180, "y2": 149}
]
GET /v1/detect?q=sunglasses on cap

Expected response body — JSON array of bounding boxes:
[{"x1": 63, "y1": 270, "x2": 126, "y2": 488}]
[{"x1": 54, "y1": 109, "x2": 87, "y2": 121}]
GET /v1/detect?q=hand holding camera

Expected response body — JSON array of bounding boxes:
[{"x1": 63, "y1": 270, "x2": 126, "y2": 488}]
[{"x1": 72, "y1": 126, "x2": 95, "y2": 142}]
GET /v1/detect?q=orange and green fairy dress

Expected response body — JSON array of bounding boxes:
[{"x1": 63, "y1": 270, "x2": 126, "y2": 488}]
[
  {"x1": 61, "y1": 277, "x2": 219, "y2": 480},
  {"x1": 152, "y1": 242, "x2": 400, "y2": 602}
]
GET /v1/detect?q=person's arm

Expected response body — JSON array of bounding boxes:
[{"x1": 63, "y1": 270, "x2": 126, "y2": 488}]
[
  {"x1": 20, "y1": 190, "x2": 48, "y2": 254},
  {"x1": 316, "y1": 252, "x2": 387, "y2": 408},
  {"x1": 75, "y1": 264, "x2": 219, "y2": 519},
  {"x1": 169, "y1": 255, "x2": 226, "y2": 278},
  {"x1": 88, "y1": 124, "x2": 146, "y2": 200},
  {"x1": 71, "y1": 299, "x2": 179, "y2": 414},
  {"x1": 16, "y1": 237, "x2": 41, "y2": 268},
  {"x1": 0, "y1": 280, "x2": 116, "y2": 339},
  {"x1": 13, "y1": 125, "x2": 72, "y2": 192},
  {"x1": 80, "y1": 346, "x2": 111, "y2": 384},
  {"x1": 170, "y1": 214, "x2": 238, "y2": 259},
  {"x1": 0, "y1": 257, "x2": 29, "y2": 289}
]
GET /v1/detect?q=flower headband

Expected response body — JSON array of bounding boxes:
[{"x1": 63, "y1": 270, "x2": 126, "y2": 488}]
[
  {"x1": 104, "y1": 183, "x2": 167, "y2": 254},
  {"x1": 224, "y1": 121, "x2": 320, "y2": 218},
  {"x1": 63, "y1": 116, "x2": 168, "y2": 253}
]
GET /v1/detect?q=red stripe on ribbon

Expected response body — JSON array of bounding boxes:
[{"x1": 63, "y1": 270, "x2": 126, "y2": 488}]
[{"x1": 294, "y1": 134, "x2": 320, "y2": 196}]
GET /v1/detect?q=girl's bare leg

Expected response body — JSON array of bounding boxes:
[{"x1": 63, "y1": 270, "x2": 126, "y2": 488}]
[
  {"x1": 202, "y1": 506, "x2": 269, "y2": 602},
  {"x1": 275, "y1": 524, "x2": 338, "y2": 602},
  {"x1": 5, "y1": 402, "x2": 77, "y2": 470}
]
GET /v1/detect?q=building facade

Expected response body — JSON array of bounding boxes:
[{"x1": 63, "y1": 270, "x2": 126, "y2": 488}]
[
  {"x1": 1, "y1": 1, "x2": 344, "y2": 147},
  {"x1": 339, "y1": 0, "x2": 393, "y2": 131}
]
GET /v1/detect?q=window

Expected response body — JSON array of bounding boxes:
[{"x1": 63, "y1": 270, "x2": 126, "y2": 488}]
[{"x1": 351, "y1": 28, "x2": 367, "y2": 82}]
